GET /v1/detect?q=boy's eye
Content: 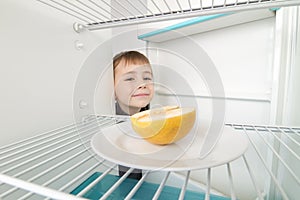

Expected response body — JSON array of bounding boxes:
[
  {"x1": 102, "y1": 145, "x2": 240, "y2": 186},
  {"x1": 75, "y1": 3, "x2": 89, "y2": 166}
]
[
  {"x1": 144, "y1": 77, "x2": 152, "y2": 81},
  {"x1": 124, "y1": 77, "x2": 135, "y2": 81}
]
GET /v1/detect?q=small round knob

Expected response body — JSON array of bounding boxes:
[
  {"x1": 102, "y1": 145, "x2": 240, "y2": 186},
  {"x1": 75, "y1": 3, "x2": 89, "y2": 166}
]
[
  {"x1": 75, "y1": 40, "x2": 84, "y2": 50},
  {"x1": 73, "y1": 22, "x2": 85, "y2": 33},
  {"x1": 79, "y1": 100, "x2": 88, "y2": 109}
]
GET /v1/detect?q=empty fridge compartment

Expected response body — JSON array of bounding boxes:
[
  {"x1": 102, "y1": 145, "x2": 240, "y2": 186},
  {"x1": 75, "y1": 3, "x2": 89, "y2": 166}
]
[{"x1": 1, "y1": 0, "x2": 300, "y2": 199}]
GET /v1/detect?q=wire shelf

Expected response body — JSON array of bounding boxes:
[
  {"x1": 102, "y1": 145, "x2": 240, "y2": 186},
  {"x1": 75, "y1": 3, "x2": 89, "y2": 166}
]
[
  {"x1": 0, "y1": 115, "x2": 299, "y2": 199},
  {"x1": 36, "y1": 0, "x2": 300, "y2": 30}
]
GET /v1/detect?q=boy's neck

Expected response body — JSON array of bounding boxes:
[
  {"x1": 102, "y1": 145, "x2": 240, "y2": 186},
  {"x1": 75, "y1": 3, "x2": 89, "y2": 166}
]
[{"x1": 116, "y1": 101, "x2": 140, "y2": 116}]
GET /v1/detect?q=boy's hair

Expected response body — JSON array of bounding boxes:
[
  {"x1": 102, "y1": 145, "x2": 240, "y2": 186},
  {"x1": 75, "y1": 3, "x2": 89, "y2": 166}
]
[{"x1": 113, "y1": 51, "x2": 150, "y2": 71}]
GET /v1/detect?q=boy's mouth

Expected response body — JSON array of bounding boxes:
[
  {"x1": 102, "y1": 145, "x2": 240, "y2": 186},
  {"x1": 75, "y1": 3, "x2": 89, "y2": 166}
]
[{"x1": 132, "y1": 93, "x2": 149, "y2": 97}]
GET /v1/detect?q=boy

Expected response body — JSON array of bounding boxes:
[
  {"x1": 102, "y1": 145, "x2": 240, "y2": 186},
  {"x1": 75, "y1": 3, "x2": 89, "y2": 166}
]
[{"x1": 113, "y1": 51, "x2": 154, "y2": 179}]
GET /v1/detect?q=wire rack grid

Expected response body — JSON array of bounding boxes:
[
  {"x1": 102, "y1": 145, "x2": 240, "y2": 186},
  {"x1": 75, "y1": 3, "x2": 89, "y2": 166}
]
[
  {"x1": 0, "y1": 115, "x2": 299, "y2": 200},
  {"x1": 36, "y1": 0, "x2": 300, "y2": 30}
]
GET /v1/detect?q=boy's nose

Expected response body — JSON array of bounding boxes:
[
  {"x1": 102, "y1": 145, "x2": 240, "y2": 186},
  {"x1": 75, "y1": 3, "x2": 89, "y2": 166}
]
[
  {"x1": 136, "y1": 79, "x2": 148, "y2": 88},
  {"x1": 137, "y1": 83, "x2": 147, "y2": 88}
]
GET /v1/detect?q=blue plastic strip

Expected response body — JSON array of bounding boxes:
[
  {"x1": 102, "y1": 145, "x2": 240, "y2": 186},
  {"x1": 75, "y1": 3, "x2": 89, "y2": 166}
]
[
  {"x1": 138, "y1": 13, "x2": 231, "y2": 40},
  {"x1": 138, "y1": 8, "x2": 279, "y2": 40},
  {"x1": 270, "y1": 7, "x2": 280, "y2": 11},
  {"x1": 71, "y1": 172, "x2": 231, "y2": 200}
]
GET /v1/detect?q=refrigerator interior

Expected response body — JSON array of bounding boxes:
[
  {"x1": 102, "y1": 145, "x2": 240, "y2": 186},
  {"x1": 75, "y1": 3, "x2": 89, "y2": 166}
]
[{"x1": 0, "y1": 0, "x2": 300, "y2": 200}]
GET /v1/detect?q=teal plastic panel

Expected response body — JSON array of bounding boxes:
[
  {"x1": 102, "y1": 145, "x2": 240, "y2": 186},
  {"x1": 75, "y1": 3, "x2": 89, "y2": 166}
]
[
  {"x1": 71, "y1": 172, "x2": 231, "y2": 200},
  {"x1": 138, "y1": 13, "x2": 230, "y2": 40}
]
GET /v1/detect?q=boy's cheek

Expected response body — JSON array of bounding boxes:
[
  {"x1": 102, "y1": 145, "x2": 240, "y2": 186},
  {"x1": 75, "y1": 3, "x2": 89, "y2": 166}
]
[{"x1": 116, "y1": 88, "x2": 133, "y2": 102}]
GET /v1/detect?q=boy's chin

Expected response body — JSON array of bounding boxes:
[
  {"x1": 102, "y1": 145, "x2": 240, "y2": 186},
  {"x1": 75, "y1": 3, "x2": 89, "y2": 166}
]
[{"x1": 131, "y1": 102, "x2": 149, "y2": 109}]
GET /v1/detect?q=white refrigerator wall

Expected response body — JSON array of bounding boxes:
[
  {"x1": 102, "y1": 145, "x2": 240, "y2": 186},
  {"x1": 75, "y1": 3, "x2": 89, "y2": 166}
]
[
  {"x1": 272, "y1": 6, "x2": 300, "y2": 127},
  {"x1": 147, "y1": 18, "x2": 274, "y2": 125},
  {"x1": 0, "y1": 0, "x2": 113, "y2": 146}
]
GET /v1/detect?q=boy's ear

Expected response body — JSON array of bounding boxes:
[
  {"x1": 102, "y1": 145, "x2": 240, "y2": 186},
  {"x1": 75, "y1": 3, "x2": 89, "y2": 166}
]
[{"x1": 114, "y1": 92, "x2": 117, "y2": 101}]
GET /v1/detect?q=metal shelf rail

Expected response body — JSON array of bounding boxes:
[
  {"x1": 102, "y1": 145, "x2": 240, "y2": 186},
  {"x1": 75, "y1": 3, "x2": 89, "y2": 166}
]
[
  {"x1": 36, "y1": 0, "x2": 300, "y2": 30},
  {"x1": 0, "y1": 115, "x2": 299, "y2": 199}
]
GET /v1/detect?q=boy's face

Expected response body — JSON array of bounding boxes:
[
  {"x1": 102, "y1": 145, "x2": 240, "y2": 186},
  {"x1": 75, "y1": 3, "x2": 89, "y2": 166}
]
[{"x1": 114, "y1": 60, "x2": 154, "y2": 113}]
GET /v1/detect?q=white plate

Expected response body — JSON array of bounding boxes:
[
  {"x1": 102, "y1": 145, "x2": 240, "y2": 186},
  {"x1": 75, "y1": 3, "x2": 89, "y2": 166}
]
[{"x1": 91, "y1": 120, "x2": 249, "y2": 171}]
